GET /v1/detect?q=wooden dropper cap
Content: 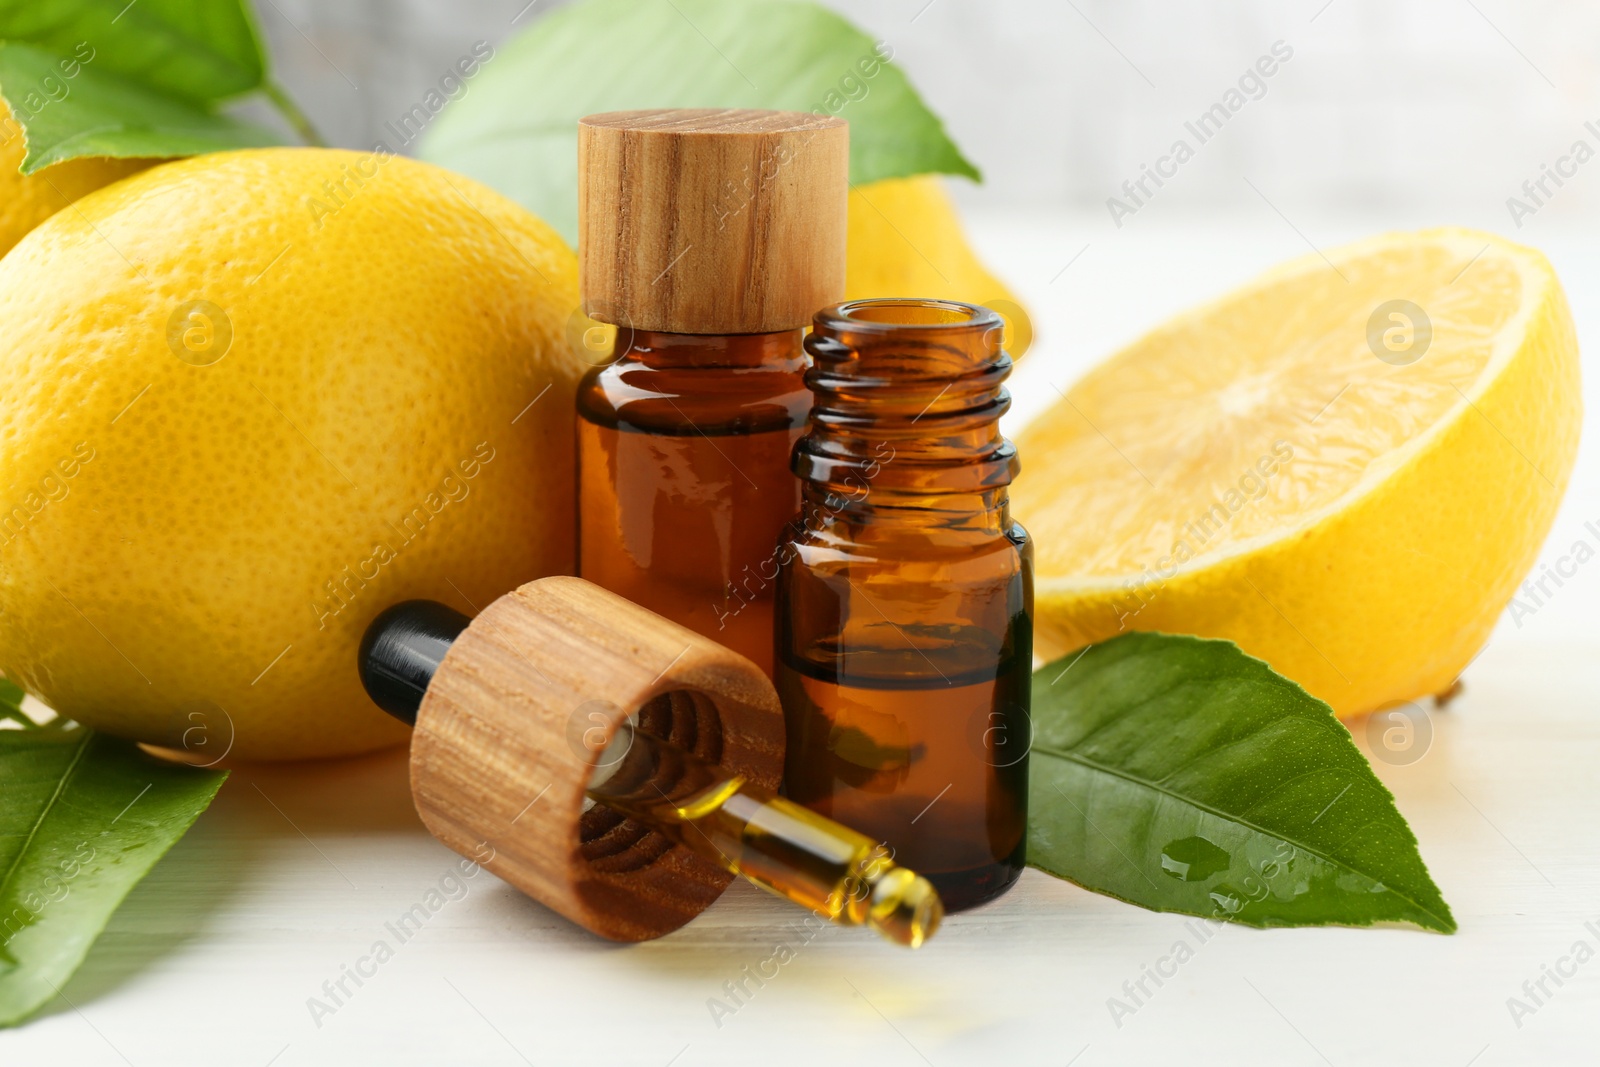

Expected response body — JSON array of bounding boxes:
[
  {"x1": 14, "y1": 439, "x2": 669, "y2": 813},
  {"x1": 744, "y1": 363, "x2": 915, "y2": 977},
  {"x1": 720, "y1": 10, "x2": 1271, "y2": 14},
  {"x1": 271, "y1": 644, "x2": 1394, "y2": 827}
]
[
  {"x1": 578, "y1": 108, "x2": 849, "y2": 334},
  {"x1": 398, "y1": 577, "x2": 785, "y2": 942}
]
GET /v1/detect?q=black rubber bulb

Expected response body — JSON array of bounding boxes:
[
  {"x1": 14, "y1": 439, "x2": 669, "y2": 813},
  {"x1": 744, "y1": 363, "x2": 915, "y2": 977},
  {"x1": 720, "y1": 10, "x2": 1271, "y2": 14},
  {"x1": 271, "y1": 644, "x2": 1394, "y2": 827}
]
[{"x1": 358, "y1": 600, "x2": 471, "y2": 725}]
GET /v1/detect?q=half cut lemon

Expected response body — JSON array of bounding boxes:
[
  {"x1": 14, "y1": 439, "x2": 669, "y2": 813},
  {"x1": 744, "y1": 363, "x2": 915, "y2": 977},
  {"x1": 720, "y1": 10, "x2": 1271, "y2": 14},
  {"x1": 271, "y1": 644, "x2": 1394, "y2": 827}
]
[{"x1": 1013, "y1": 228, "x2": 1581, "y2": 715}]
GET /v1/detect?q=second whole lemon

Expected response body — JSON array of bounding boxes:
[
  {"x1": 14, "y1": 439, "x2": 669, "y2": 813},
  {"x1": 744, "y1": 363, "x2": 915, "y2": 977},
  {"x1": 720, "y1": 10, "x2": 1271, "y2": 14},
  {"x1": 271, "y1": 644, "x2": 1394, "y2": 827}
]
[
  {"x1": 847, "y1": 175, "x2": 1033, "y2": 359},
  {"x1": 0, "y1": 101, "x2": 155, "y2": 259},
  {"x1": 0, "y1": 148, "x2": 582, "y2": 760}
]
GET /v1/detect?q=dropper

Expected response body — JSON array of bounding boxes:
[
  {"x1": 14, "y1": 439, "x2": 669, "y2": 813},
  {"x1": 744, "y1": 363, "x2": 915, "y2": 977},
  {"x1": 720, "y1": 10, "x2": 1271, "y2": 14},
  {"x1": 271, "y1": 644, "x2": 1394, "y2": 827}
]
[{"x1": 359, "y1": 599, "x2": 942, "y2": 947}]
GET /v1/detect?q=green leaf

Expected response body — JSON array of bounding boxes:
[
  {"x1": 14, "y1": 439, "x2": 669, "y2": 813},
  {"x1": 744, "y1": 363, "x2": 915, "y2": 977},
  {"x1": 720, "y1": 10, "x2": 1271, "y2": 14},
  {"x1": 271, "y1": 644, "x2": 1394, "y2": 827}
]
[
  {"x1": 0, "y1": 680, "x2": 28, "y2": 731},
  {"x1": 0, "y1": 725, "x2": 228, "y2": 1026},
  {"x1": 419, "y1": 0, "x2": 980, "y2": 243},
  {"x1": 0, "y1": 0, "x2": 267, "y2": 104},
  {"x1": 1028, "y1": 633, "x2": 1456, "y2": 932},
  {"x1": 0, "y1": 41, "x2": 279, "y2": 171}
]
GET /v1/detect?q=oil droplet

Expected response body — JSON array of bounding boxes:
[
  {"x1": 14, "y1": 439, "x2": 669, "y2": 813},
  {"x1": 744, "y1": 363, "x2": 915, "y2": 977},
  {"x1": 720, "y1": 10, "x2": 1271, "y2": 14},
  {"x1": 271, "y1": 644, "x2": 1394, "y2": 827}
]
[{"x1": 1160, "y1": 836, "x2": 1232, "y2": 882}]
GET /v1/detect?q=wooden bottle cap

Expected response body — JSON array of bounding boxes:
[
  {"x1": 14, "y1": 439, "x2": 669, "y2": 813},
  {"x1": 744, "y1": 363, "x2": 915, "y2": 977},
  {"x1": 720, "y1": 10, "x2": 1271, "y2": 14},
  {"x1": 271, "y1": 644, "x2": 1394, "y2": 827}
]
[
  {"x1": 408, "y1": 576, "x2": 784, "y2": 941},
  {"x1": 578, "y1": 108, "x2": 849, "y2": 334}
]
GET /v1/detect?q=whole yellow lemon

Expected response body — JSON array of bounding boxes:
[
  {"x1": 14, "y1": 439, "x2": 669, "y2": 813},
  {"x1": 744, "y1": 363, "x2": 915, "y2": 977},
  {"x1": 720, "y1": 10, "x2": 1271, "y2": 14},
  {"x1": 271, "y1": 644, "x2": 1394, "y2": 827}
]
[
  {"x1": 0, "y1": 102, "x2": 154, "y2": 259},
  {"x1": 0, "y1": 148, "x2": 581, "y2": 760},
  {"x1": 846, "y1": 175, "x2": 1032, "y2": 359}
]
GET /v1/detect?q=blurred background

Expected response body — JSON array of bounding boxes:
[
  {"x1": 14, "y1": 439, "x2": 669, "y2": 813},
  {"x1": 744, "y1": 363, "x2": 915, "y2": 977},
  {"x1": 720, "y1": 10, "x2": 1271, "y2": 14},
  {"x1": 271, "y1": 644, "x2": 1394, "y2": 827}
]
[
  {"x1": 258, "y1": 0, "x2": 1600, "y2": 222},
  {"x1": 255, "y1": 0, "x2": 1598, "y2": 646}
]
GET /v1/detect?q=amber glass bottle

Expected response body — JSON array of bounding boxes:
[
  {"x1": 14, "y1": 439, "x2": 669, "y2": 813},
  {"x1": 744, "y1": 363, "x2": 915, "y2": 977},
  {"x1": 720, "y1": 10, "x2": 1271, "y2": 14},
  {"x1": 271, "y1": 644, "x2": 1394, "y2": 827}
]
[
  {"x1": 576, "y1": 328, "x2": 809, "y2": 671},
  {"x1": 775, "y1": 299, "x2": 1033, "y2": 912},
  {"x1": 576, "y1": 109, "x2": 848, "y2": 674}
]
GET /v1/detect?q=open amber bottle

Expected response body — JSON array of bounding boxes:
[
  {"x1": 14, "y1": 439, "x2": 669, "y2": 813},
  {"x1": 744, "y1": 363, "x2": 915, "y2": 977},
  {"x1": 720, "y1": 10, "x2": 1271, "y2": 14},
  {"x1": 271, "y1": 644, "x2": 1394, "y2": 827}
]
[
  {"x1": 775, "y1": 299, "x2": 1033, "y2": 912},
  {"x1": 575, "y1": 109, "x2": 849, "y2": 674}
]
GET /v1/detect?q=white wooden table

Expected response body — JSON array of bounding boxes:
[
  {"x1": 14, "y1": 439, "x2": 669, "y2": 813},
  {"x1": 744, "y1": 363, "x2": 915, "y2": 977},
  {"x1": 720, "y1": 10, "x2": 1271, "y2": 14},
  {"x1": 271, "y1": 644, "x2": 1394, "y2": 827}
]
[{"x1": 8, "y1": 212, "x2": 1597, "y2": 1066}]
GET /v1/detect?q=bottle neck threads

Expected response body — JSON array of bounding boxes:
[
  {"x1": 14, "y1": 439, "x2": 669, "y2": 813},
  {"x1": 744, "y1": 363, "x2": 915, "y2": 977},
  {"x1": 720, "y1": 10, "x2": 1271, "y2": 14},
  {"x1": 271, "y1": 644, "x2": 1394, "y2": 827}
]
[{"x1": 794, "y1": 299, "x2": 1018, "y2": 516}]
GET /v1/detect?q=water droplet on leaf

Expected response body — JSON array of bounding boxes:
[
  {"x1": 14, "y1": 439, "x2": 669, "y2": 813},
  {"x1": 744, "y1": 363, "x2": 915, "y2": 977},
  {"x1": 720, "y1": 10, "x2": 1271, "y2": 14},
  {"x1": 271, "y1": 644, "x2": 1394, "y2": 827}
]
[
  {"x1": 1208, "y1": 885, "x2": 1245, "y2": 914},
  {"x1": 1160, "y1": 836, "x2": 1231, "y2": 882}
]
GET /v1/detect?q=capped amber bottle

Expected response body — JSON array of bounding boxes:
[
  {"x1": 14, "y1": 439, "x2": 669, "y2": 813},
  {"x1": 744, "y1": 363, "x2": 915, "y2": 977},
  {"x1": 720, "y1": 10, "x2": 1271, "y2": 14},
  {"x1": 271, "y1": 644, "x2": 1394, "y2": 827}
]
[
  {"x1": 576, "y1": 109, "x2": 849, "y2": 674},
  {"x1": 775, "y1": 299, "x2": 1033, "y2": 912}
]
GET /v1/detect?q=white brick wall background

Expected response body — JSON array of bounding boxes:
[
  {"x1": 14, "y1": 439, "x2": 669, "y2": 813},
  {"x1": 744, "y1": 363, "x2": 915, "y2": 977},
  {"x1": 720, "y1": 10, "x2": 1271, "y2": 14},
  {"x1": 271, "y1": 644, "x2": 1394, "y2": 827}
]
[{"x1": 254, "y1": 0, "x2": 1600, "y2": 228}]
